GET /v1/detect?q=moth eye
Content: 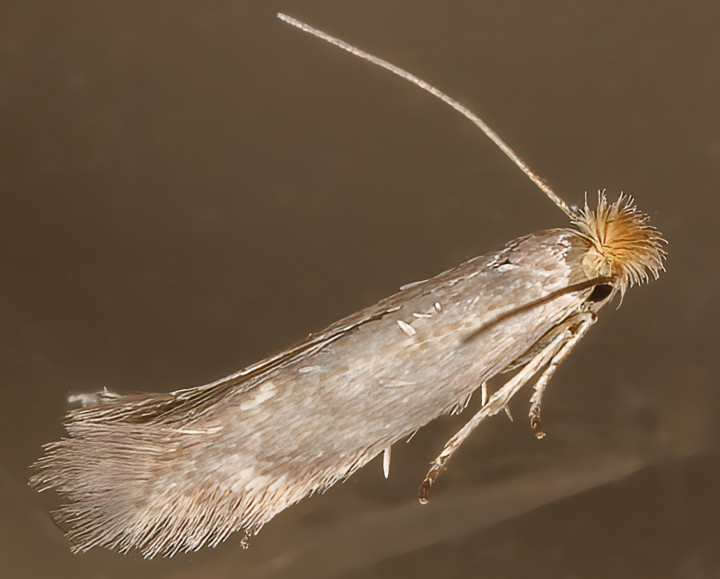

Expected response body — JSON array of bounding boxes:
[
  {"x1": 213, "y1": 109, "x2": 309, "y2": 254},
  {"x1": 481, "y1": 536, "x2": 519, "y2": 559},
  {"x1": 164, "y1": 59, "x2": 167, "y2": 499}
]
[{"x1": 587, "y1": 283, "x2": 614, "y2": 303}]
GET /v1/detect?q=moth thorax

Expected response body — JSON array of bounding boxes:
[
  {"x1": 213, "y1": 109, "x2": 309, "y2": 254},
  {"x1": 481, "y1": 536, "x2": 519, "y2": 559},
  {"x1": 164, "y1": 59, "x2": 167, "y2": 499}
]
[{"x1": 572, "y1": 192, "x2": 666, "y2": 294}]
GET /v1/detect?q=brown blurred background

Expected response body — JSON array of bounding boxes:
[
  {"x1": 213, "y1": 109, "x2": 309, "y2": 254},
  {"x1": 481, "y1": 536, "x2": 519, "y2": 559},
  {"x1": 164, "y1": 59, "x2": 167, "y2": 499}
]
[{"x1": 2, "y1": 1, "x2": 719, "y2": 578}]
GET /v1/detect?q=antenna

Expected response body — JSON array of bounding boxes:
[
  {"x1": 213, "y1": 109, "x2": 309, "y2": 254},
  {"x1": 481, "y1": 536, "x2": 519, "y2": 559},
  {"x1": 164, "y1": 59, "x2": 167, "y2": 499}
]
[{"x1": 277, "y1": 13, "x2": 572, "y2": 218}]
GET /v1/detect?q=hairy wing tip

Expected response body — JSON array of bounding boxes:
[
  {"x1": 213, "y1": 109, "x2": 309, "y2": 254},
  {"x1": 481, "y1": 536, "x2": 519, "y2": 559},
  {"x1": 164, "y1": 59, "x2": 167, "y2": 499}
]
[{"x1": 29, "y1": 423, "x2": 338, "y2": 557}]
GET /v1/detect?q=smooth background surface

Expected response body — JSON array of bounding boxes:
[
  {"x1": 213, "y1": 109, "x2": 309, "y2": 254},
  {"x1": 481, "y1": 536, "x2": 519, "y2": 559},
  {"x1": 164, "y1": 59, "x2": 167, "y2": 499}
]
[{"x1": 3, "y1": 2, "x2": 719, "y2": 577}]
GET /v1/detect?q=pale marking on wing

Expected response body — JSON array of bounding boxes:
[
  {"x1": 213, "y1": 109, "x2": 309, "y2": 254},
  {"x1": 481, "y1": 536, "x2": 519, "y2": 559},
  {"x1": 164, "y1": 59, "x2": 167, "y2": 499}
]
[
  {"x1": 397, "y1": 320, "x2": 416, "y2": 337},
  {"x1": 399, "y1": 279, "x2": 427, "y2": 290},
  {"x1": 239, "y1": 382, "x2": 276, "y2": 411},
  {"x1": 172, "y1": 425, "x2": 223, "y2": 435},
  {"x1": 380, "y1": 378, "x2": 415, "y2": 388}
]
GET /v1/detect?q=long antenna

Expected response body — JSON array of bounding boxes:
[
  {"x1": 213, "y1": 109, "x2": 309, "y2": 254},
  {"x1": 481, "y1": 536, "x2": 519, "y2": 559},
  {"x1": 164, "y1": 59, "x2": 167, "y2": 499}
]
[{"x1": 277, "y1": 13, "x2": 572, "y2": 218}]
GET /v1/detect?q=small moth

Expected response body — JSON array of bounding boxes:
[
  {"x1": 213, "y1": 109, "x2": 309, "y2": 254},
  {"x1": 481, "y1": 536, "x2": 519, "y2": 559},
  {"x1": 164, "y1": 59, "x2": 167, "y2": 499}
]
[{"x1": 31, "y1": 13, "x2": 666, "y2": 558}]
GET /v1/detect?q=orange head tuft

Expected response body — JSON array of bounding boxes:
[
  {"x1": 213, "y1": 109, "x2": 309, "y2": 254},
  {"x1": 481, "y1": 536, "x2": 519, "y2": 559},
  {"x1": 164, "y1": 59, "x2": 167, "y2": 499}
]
[{"x1": 571, "y1": 192, "x2": 667, "y2": 295}]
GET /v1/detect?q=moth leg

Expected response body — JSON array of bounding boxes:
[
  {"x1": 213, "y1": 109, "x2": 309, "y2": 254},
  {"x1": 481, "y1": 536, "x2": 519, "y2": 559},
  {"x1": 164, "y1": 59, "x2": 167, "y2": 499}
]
[
  {"x1": 529, "y1": 312, "x2": 596, "y2": 439},
  {"x1": 504, "y1": 406, "x2": 514, "y2": 422},
  {"x1": 383, "y1": 446, "x2": 392, "y2": 479},
  {"x1": 418, "y1": 329, "x2": 569, "y2": 504}
]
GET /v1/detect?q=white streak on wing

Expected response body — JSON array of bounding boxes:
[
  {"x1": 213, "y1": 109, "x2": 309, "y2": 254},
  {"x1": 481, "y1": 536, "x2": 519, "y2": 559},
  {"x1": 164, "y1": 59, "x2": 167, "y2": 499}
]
[
  {"x1": 434, "y1": 302, "x2": 442, "y2": 312},
  {"x1": 383, "y1": 446, "x2": 391, "y2": 479},
  {"x1": 397, "y1": 319, "x2": 416, "y2": 337},
  {"x1": 380, "y1": 378, "x2": 415, "y2": 388},
  {"x1": 496, "y1": 263, "x2": 516, "y2": 272},
  {"x1": 298, "y1": 365, "x2": 322, "y2": 374},
  {"x1": 246, "y1": 474, "x2": 272, "y2": 491},
  {"x1": 174, "y1": 425, "x2": 223, "y2": 435},
  {"x1": 412, "y1": 312, "x2": 433, "y2": 318},
  {"x1": 441, "y1": 350, "x2": 457, "y2": 362},
  {"x1": 239, "y1": 382, "x2": 276, "y2": 411},
  {"x1": 400, "y1": 279, "x2": 427, "y2": 290},
  {"x1": 68, "y1": 386, "x2": 121, "y2": 407},
  {"x1": 267, "y1": 475, "x2": 288, "y2": 492},
  {"x1": 230, "y1": 466, "x2": 256, "y2": 493}
]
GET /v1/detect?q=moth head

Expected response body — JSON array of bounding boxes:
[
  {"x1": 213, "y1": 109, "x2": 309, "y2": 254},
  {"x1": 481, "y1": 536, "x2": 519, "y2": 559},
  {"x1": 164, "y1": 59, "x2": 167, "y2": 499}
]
[{"x1": 571, "y1": 192, "x2": 667, "y2": 296}]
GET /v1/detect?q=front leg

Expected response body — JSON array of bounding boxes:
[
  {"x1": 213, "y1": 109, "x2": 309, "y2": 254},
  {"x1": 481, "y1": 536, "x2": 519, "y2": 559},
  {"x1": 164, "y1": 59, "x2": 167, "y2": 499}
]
[
  {"x1": 418, "y1": 311, "x2": 597, "y2": 503},
  {"x1": 529, "y1": 312, "x2": 596, "y2": 439}
]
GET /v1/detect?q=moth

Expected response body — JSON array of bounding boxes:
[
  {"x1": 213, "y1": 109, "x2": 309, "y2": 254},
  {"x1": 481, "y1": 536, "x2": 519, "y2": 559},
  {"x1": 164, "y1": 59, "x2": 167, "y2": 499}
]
[{"x1": 31, "y1": 13, "x2": 666, "y2": 558}]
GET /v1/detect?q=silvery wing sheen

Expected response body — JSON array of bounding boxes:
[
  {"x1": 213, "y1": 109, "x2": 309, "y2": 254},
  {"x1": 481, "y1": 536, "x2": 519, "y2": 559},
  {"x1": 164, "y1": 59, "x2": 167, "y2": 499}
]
[{"x1": 30, "y1": 14, "x2": 666, "y2": 559}]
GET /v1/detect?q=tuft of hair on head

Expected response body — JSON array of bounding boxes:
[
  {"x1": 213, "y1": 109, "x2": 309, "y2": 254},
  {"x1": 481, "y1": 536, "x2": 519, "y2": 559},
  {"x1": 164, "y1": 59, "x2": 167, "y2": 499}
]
[{"x1": 571, "y1": 191, "x2": 667, "y2": 295}]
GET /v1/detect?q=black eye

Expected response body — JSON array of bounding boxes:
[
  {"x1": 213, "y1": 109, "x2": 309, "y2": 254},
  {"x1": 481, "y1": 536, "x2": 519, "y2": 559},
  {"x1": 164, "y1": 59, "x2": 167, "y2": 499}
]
[{"x1": 587, "y1": 284, "x2": 613, "y2": 303}]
